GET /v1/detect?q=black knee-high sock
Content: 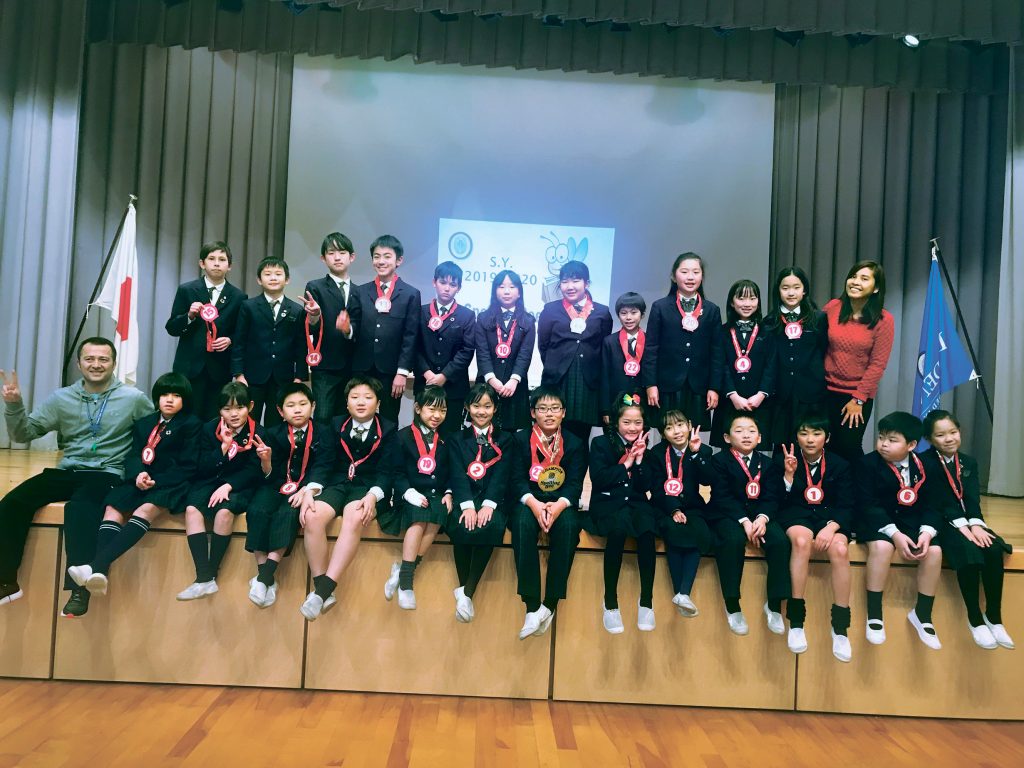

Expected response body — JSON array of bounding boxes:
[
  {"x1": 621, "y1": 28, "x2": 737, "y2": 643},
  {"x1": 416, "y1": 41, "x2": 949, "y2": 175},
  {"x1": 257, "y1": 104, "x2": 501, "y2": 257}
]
[
  {"x1": 95, "y1": 521, "x2": 122, "y2": 558},
  {"x1": 957, "y1": 567, "x2": 984, "y2": 626},
  {"x1": 464, "y1": 546, "x2": 494, "y2": 599},
  {"x1": 314, "y1": 574, "x2": 337, "y2": 601},
  {"x1": 866, "y1": 590, "x2": 884, "y2": 625},
  {"x1": 831, "y1": 604, "x2": 851, "y2": 636},
  {"x1": 982, "y1": 550, "x2": 1005, "y2": 624},
  {"x1": 398, "y1": 559, "x2": 416, "y2": 590},
  {"x1": 187, "y1": 533, "x2": 211, "y2": 582},
  {"x1": 767, "y1": 597, "x2": 783, "y2": 613},
  {"x1": 666, "y1": 547, "x2": 701, "y2": 595},
  {"x1": 257, "y1": 559, "x2": 278, "y2": 587},
  {"x1": 93, "y1": 516, "x2": 150, "y2": 574},
  {"x1": 542, "y1": 596, "x2": 559, "y2": 612},
  {"x1": 915, "y1": 593, "x2": 936, "y2": 628},
  {"x1": 786, "y1": 597, "x2": 807, "y2": 628},
  {"x1": 526, "y1": 599, "x2": 542, "y2": 612},
  {"x1": 208, "y1": 534, "x2": 231, "y2": 579},
  {"x1": 637, "y1": 533, "x2": 656, "y2": 609},
  {"x1": 725, "y1": 597, "x2": 741, "y2": 613},
  {"x1": 453, "y1": 544, "x2": 472, "y2": 587},
  {"x1": 603, "y1": 533, "x2": 626, "y2": 609}
]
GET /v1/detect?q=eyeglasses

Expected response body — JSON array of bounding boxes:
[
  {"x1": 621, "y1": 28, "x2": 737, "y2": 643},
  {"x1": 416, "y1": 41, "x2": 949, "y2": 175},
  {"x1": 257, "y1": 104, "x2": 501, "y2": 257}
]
[{"x1": 534, "y1": 405, "x2": 564, "y2": 415}]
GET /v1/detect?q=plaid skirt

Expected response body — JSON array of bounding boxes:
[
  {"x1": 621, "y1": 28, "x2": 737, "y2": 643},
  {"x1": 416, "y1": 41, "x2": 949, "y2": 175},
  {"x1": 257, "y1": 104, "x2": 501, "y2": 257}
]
[
  {"x1": 106, "y1": 481, "x2": 190, "y2": 515},
  {"x1": 180, "y1": 480, "x2": 254, "y2": 516},
  {"x1": 560, "y1": 357, "x2": 601, "y2": 427},
  {"x1": 244, "y1": 485, "x2": 300, "y2": 554}
]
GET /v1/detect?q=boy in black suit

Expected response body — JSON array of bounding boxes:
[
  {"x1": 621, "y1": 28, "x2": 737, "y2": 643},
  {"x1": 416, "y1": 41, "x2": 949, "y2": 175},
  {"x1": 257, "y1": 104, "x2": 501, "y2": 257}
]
[
  {"x1": 231, "y1": 257, "x2": 308, "y2": 426},
  {"x1": 708, "y1": 413, "x2": 791, "y2": 637},
  {"x1": 600, "y1": 292, "x2": 647, "y2": 424},
  {"x1": 415, "y1": 260, "x2": 475, "y2": 436},
  {"x1": 165, "y1": 241, "x2": 247, "y2": 420},
  {"x1": 857, "y1": 411, "x2": 944, "y2": 650},
  {"x1": 350, "y1": 235, "x2": 420, "y2": 425},
  {"x1": 510, "y1": 386, "x2": 587, "y2": 641},
  {"x1": 303, "y1": 232, "x2": 359, "y2": 422}
]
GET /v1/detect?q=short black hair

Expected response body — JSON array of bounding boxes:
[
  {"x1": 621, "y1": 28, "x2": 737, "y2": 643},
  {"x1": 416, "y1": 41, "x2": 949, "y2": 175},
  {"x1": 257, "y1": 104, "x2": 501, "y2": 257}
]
[
  {"x1": 465, "y1": 382, "x2": 499, "y2": 411},
  {"x1": 370, "y1": 234, "x2": 404, "y2": 260},
  {"x1": 559, "y1": 260, "x2": 589, "y2": 282},
  {"x1": 77, "y1": 336, "x2": 116, "y2": 362},
  {"x1": 276, "y1": 381, "x2": 313, "y2": 408},
  {"x1": 877, "y1": 411, "x2": 923, "y2": 444},
  {"x1": 200, "y1": 240, "x2": 232, "y2": 265},
  {"x1": 794, "y1": 409, "x2": 830, "y2": 437},
  {"x1": 321, "y1": 232, "x2": 354, "y2": 256},
  {"x1": 923, "y1": 408, "x2": 960, "y2": 439},
  {"x1": 660, "y1": 409, "x2": 691, "y2": 432},
  {"x1": 725, "y1": 411, "x2": 759, "y2": 433},
  {"x1": 609, "y1": 391, "x2": 645, "y2": 426},
  {"x1": 152, "y1": 372, "x2": 193, "y2": 413},
  {"x1": 529, "y1": 385, "x2": 564, "y2": 411},
  {"x1": 344, "y1": 375, "x2": 383, "y2": 401},
  {"x1": 257, "y1": 256, "x2": 290, "y2": 279},
  {"x1": 434, "y1": 260, "x2": 463, "y2": 287},
  {"x1": 415, "y1": 384, "x2": 448, "y2": 411},
  {"x1": 725, "y1": 279, "x2": 763, "y2": 324},
  {"x1": 614, "y1": 292, "x2": 647, "y2": 316},
  {"x1": 217, "y1": 381, "x2": 251, "y2": 410}
]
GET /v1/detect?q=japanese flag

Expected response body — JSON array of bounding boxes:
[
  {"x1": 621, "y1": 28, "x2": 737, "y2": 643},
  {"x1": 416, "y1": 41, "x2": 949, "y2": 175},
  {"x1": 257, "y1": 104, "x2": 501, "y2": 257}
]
[{"x1": 90, "y1": 201, "x2": 139, "y2": 386}]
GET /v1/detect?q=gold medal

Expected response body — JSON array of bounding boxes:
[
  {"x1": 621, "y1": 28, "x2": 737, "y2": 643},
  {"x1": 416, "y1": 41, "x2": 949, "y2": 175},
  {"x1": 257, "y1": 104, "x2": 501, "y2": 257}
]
[{"x1": 537, "y1": 465, "x2": 566, "y2": 492}]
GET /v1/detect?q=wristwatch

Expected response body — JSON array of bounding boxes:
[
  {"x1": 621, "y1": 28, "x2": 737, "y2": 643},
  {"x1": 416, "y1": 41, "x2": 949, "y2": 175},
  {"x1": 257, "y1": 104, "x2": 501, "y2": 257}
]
[{"x1": 854, "y1": 398, "x2": 865, "y2": 406}]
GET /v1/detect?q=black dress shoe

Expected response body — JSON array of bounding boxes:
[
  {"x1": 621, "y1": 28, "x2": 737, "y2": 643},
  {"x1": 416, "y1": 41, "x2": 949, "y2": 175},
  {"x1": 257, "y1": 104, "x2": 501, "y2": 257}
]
[
  {"x1": 0, "y1": 582, "x2": 23, "y2": 606},
  {"x1": 61, "y1": 587, "x2": 90, "y2": 617}
]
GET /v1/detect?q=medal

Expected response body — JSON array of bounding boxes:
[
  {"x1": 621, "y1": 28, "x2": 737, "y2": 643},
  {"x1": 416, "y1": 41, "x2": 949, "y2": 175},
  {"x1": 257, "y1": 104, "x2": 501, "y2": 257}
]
[
  {"x1": 537, "y1": 465, "x2": 566, "y2": 492},
  {"x1": 495, "y1": 317, "x2": 517, "y2": 360},
  {"x1": 733, "y1": 450, "x2": 762, "y2": 500},
  {"x1": 938, "y1": 452, "x2": 966, "y2": 512},
  {"x1": 563, "y1": 297, "x2": 593, "y2": 335},
  {"x1": 784, "y1": 321, "x2": 803, "y2": 339},
  {"x1": 427, "y1": 317, "x2": 443, "y2": 331},
  {"x1": 427, "y1": 300, "x2": 457, "y2": 333},
  {"x1": 141, "y1": 447, "x2": 155, "y2": 465},
  {"x1": 889, "y1": 454, "x2": 926, "y2": 507},
  {"x1": 374, "y1": 276, "x2": 397, "y2": 314},
  {"x1": 663, "y1": 445, "x2": 685, "y2": 497},
  {"x1": 898, "y1": 488, "x2": 918, "y2": 505},
  {"x1": 468, "y1": 461, "x2": 487, "y2": 479},
  {"x1": 338, "y1": 417, "x2": 383, "y2": 482},
  {"x1": 529, "y1": 427, "x2": 566, "y2": 491},
  {"x1": 804, "y1": 486, "x2": 823, "y2": 504},
  {"x1": 200, "y1": 304, "x2": 219, "y2": 322},
  {"x1": 663, "y1": 478, "x2": 683, "y2": 496},
  {"x1": 730, "y1": 325, "x2": 759, "y2": 374},
  {"x1": 305, "y1": 311, "x2": 323, "y2": 368},
  {"x1": 623, "y1": 361, "x2": 640, "y2": 376},
  {"x1": 467, "y1": 426, "x2": 502, "y2": 480},
  {"x1": 569, "y1": 318, "x2": 586, "y2": 334},
  {"x1": 417, "y1": 456, "x2": 436, "y2": 474},
  {"x1": 227, "y1": 443, "x2": 238, "y2": 460},
  {"x1": 619, "y1": 329, "x2": 645, "y2": 377},
  {"x1": 280, "y1": 481, "x2": 299, "y2": 495},
  {"x1": 734, "y1": 356, "x2": 752, "y2": 373},
  {"x1": 676, "y1": 292, "x2": 702, "y2": 332},
  {"x1": 529, "y1": 464, "x2": 543, "y2": 482},
  {"x1": 375, "y1": 298, "x2": 391, "y2": 313},
  {"x1": 412, "y1": 426, "x2": 439, "y2": 476},
  {"x1": 203, "y1": 306, "x2": 219, "y2": 352},
  {"x1": 802, "y1": 453, "x2": 826, "y2": 505},
  {"x1": 495, "y1": 342, "x2": 512, "y2": 359},
  {"x1": 141, "y1": 419, "x2": 167, "y2": 466},
  {"x1": 279, "y1": 422, "x2": 314, "y2": 496},
  {"x1": 218, "y1": 416, "x2": 256, "y2": 461},
  {"x1": 306, "y1": 352, "x2": 322, "y2": 366},
  {"x1": 746, "y1": 480, "x2": 761, "y2": 498}
]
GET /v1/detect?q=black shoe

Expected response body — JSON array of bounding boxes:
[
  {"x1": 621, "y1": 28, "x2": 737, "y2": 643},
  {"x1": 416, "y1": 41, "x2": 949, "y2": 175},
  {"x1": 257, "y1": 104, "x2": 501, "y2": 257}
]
[
  {"x1": 0, "y1": 581, "x2": 24, "y2": 606},
  {"x1": 61, "y1": 587, "x2": 90, "y2": 617}
]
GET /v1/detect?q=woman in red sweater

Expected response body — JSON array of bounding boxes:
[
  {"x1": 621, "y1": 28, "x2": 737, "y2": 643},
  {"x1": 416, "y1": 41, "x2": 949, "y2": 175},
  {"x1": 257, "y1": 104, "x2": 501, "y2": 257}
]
[{"x1": 823, "y1": 261, "x2": 895, "y2": 461}]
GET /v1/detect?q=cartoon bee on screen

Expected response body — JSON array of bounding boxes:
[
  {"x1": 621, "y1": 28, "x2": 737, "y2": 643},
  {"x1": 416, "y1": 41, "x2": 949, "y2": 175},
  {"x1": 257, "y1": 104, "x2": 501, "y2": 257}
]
[{"x1": 541, "y1": 231, "x2": 589, "y2": 302}]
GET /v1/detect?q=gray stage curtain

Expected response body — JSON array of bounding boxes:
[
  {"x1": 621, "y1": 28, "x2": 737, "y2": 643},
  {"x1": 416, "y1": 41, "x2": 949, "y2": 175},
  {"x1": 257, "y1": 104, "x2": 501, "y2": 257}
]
[
  {"x1": 771, "y1": 83, "x2": 1007, "y2": 489},
  {"x1": 69, "y1": 42, "x2": 293, "y2": 392},
  {"x1": 990, "y1": 47, "x2": 1024, "y2": 497},
  {"x1": 0, "y1": 0, "x2": 87, "y2": 451}
]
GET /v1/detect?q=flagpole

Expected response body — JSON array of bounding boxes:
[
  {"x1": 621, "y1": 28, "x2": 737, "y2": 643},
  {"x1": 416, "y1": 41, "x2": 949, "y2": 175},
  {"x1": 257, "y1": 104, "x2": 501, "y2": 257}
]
[
  {"x1": 62, "y1": 194, "x2": 138, "y2": 385},
  {"x1": 929, "y1": 237, "x2": 994, "y2": 422}
]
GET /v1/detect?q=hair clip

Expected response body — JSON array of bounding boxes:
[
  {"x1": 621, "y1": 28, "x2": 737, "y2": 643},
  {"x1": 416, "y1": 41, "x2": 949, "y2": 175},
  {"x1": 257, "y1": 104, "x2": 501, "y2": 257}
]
[{"x1": 622, "y1": 393, "x2": 640, "y2": 406}]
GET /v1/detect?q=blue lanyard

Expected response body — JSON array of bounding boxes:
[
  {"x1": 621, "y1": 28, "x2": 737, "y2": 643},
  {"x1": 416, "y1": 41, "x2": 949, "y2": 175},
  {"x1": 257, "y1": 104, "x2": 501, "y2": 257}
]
[{"x1": 85, "y1": 391, "x2": 113, "y2": 450}]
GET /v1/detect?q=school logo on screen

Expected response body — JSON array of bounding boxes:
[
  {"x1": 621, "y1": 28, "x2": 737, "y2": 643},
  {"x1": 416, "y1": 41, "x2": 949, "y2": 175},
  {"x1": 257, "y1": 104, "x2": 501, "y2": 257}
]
[{"x1": 448, "y1": 232, "x2": 473, "y2": 260}]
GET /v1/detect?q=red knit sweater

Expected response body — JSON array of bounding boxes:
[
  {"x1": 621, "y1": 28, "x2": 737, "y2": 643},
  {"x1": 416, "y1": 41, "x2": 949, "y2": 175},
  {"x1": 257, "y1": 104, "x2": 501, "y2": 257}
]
[{"x1": 823, "y1": 298, "x2": 895, "y2": 401}]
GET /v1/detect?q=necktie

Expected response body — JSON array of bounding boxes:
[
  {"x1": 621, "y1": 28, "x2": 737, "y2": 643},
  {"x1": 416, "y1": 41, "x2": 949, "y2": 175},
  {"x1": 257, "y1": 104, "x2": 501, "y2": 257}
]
[
  {"x1": 900, "y1": 464, "x2": 910, "y2": 485},
  {"x1": 352, "y1": 426, "x2": 368, "y2": 442},
  {"x1": 295, "y1": 429, "x2": 306, "y2": 443},
  {"x1": 573, "y1": 302, "x2": 584, "y2": 313},
  {"x1": 628, "y1": 337, "x2": 637, "y2": 356},
  {"x1": 681, "y1": 298, "x2": 696, "y2": 312},
  {"x1": 810, "y1": 461, "x2": 820, "y2": 481},
  {"x1": 743, "y1": 455, "x2": 751, "y2": 470},
  {"x1": 438, "y1": 305, "x2": 448, "y2": 315},
  {"x1": 272, "y1": 300, "x2": 281, "y2": 321},
  {"x1": 476, "y1": 432, "x2": 489, "y2": 446},
  {"x1": 381, "y1": 283, "x2": 390, "y2": 295},
  {"x1": 208, "y1": 285, "x2": 217, "y2": 302},
  {"x1": 337, "y1": 280, "x2": 346, "y2": 308},
  {"x1": 783, "y1": 311, "x2": 798, "y2": 323}
]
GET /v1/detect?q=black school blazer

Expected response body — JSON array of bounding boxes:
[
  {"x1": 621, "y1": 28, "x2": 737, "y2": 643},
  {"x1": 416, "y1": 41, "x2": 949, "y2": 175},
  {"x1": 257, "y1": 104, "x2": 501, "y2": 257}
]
[
  {"x1": 165, "y1": 279, "x2": 247, "y2": 381},
  {"x1": 537, "y1": 299, "x2": 613, "y2": 390},
  {"x1": 123, "y1": 412, "x2": 203, "y2": 487},
  {"x1": 642, "y1": 294, "x2": 724, "y2": 395}
]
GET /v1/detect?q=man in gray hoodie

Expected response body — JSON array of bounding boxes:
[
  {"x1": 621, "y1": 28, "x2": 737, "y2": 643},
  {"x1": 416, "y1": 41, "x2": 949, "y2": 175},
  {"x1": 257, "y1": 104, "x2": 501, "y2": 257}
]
[{"x1": 1, "y1": 337, "x2": 152, "y2": 617}]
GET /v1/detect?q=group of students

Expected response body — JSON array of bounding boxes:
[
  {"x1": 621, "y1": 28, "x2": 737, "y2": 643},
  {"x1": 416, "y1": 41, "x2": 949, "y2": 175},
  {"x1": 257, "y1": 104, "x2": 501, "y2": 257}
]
[{"x1": 0, "y1": 233, "x2": 1014, "y2": 663}]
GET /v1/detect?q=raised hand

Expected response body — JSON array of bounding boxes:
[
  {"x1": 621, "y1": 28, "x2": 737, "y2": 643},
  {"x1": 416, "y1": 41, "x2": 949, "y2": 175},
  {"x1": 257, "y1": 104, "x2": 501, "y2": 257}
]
[
  {"x1": 304, "y1": 291, "x2": 321, "y2": 317},
  {"x1": 188, "y1": 301, "x2": 204, "y2": 319},
  {"x1": 0, "y1": 370, "x2": 21, "y2": 403},
  {"x1": 781, "y1": 443, "x2": 798, "y2": 480},
  {"x1": 688, "y1": 424, "x2": 702, "y2": 453}
]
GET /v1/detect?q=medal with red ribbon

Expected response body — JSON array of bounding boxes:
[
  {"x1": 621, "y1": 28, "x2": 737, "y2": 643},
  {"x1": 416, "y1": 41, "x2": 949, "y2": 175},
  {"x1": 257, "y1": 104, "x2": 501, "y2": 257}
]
[
  {"x1": 338, "y1": 417, "x2": 382, "y2": 480},
  {"x1": 413, "y1": 426, "x2": 439, "y2": 475},
  {"x1": 676, "y1": 292, "x2": 702, "y2": 332},
  {"x1": 803, "y1": 453, "x2": 826, "y2": 505},
  {"x1": 280, "y1": 422, "x2": 313, "y2": 495},
  {"x1": 495, "y1": 318, "x2": 516, "y2": 359},
  {"x1": 305, "y1": 311, "x2": 323, "y2": 367},
  {"x1": 889, "y1": 454, "x2": 926, "y2": 506},
  {"x1": 938, "y1": 453, "x2": 965, "y2": 512},
  {"x1": 218, "y1": 416, "x2": 256, "y2": 460},
  {"x1": 663, "y1": 445, "x2": 685, "y2": 497},
  {"x1": 782, "y1": 312, "x2": 803, "y2": 340},
  {"x1": 619, "y1": 329, "x2": 645, "y2": 376},
  {"x1": 141, "y1": 419, "x2": 167, "y2": 465},
  {"x1": 467, "y1": 426, "x2": 503, "y2": 480},
  {"x1": 427, "y1": 300, "x2": 457, "y2": 332},
  {"x1": 529, "y1": 426, "x2": 566, "y2": 491},
  {"x1": 374, "y1": 276, "x2": 397, "y2": 313},
  {"x1": 732, "y1": 449, "x2": 762, "y2": 499},
  {"x1": 731, "y1": 324, "x2": 759, "y2": 373},
  {"x1": 562, "y1": 296, "x2": 593, "y2": 334},
  {"x1": 201, "y1": 303, "x2": 220, "y2": 352}
]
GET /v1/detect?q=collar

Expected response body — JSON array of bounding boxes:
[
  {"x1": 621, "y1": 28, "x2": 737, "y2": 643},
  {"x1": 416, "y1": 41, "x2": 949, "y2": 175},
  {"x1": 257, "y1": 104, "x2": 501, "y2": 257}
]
[
  {"x1": 626, "y1": 331, "x2": 638, "y2": 340},
  {"x1": 204, "y1": 276, "x2": 225, "y2": 291},
  {"x1": 803, "y1": 453, "x2": 822, "y2": 466},
  {"x1": 893, "y1": 458, "x2": 910, "y2": 470},
  {"x1": 351, "y1": 419, "x2": 372, "y2": 431},
  {"x1": 473, "y1": 426, "x2": 490, "y2": 436},
  {"x1": 418, "y1": 424, "x2": 433, "y2": 436},
  {"x1": 783, "y1": 305, "x2": 801, "y2": 316},
  {"x1": 330, "y1": 275, "x2": 349, "y2": 288},
  {"x1": 735, "y1": 449, "x2": 754, "y2": 460},
  {"x1": 264, "y1": 293, "x2": 283, "y2": 304},
  {"x1": 671, "y1": 445, "x2": 686, "y2": 457}
]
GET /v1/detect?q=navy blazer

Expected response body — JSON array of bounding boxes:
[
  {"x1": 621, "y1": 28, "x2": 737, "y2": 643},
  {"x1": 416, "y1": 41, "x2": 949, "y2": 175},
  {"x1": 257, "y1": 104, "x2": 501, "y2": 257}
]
[
  {"x1": 350, "y1": 277, "x2": 420, "y2": 376},
  {"x1": 537, "y1": 299, "x2": 613, "y2": 390},
  {"x1": 165, "y1": 278, "x2": 246, "y2": 381},
  {"x1": 708, "y1": 448, "x2": 780, "y2": 524},
  {"x1": 447, "y1": 427, "x2": 512, "y2": 508},
  {"x1": 389, "y1": 426, "x2": 452, "y2": 500},
  {"x1": 766, "y1": 309, "x2": 828, "y2": 404},
  {"x1": 587, "y1": 433, "x2": 654, "y2": 516},
  {"x1": 262, "y1": 418, "x2": 334, "y2": 489},
  {"x1": 920, "y1": 448, "x2": 983, "y2": 524},
  {"x1": 717, "y1": 322, "x2": 777, "y2": 398},
  {"x1": 772, "y1": 449, "x2": 854, "y2": 531},
  {"x1": 303, "y1": 275, "x2": 358, "y2": 373},
  {"x1": 599, "y1": 331, "x2": 647, "y2": 416},
  {"x1": 642, "y1": 294, "x2": 724, "y2": 396},
  {"x1": 231, "y1": 295, "x2": 309, "y2": 385},
  {"x1": 328, "y1": 415, "x2": 396, "y2": 488},
  {"x1": 193, "y1": 417, "x2": 266, "y2": 492},
  {"x1": 855, "y1": 451, "x2": 941, "y2": 535},
  {"x1": 414, "y1": 302, "x2": 476, "y2": 399},
  {"x1": 648, "y1": 443, "x2": 712, "y2": 518},
  {"x1": 124, "y1": 412, "x2": 202, "y2": 487},
  {"x1": 474, "y1": 307, "x2": 535, "y2": 386},
  {"x1": 509, "y1": 428, "x2": 587, "y2": 507}
]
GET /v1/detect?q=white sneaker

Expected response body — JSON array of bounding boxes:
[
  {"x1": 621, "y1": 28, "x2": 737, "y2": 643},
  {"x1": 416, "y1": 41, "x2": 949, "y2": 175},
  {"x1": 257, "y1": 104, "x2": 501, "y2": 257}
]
[
  {"x1": 67, "y1": 564, "x2": 92, "y2": 588},
  {"x1": 322, "y1": 594, "x2": 337, "y2": 613},
  {"x1": 263, "y1": 582, "x2": 278, "y2": 607},
  {"x1": 519, "y1": 609, "x2": 542, "y2": 640},
  {"x1": 763, "y1": 602, "x2": 784, "y2": 634},
  {"x1": 300, "y1": 592, "x2": 324, "y2": 621},
  {"x1": 672, "y1": 593, "x2": 699, "y2": 618},
  {"x1": 248, "y1": 577, "x2": 268, "y2": 607},
  {"x1": 727, "y1": 610, "x2": 749, "y2": 636},
  {"x1": 384, "y1": 562, "x2": 401, "y2": 601},
  {"x1": 984, "y1": 615, "x2": 1015, "y2": 649},
  {"x1": 397, "y1": 588, "x2": 416, "y2": 610},
  {"x1": 831, "y1": 630, "x2": 852, "y2": 662},
  {"x1": 85, "y1": 572, "x2": 108, "y2": 596},
  {"x1": 637, "y1": 602, "x2": 656, "y2": 632},
  {"x1": 865, "y1": 619, "x2": 886, "y2": 645},
  {"x1": 907, "y1": 609, "x2": 942, "y2": 650},
  {"x1": 176, "y1": 580, "x2": 218, "y2": 601},
  {"x1": 454, "y1": 587, "x2": 474, "y2": 623},
  {"x1": 787, "y1": 627, "x2": 808, "y2": 654},
  {"x1": 968, "y1": 622, "x2": 997, "y2": 650},
  {"x1": 602, "y1": 605, "x2": 625, "y2": 634},
  {"x1": 535, "y1": 605, "x2": 554, "y2": 636}
]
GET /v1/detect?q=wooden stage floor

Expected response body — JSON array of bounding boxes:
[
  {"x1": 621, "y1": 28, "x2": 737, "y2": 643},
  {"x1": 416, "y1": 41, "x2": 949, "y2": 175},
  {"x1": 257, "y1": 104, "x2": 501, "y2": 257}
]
[{"x1": 0, "y1": 679, "x2": 1022, "y2": 768}]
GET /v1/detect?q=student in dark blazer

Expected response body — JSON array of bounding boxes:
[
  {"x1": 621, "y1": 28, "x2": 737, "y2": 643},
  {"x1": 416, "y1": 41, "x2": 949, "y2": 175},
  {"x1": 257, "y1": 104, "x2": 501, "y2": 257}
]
[
  {"x1": 708, "y1": 413, "x2": 790, "y2": 638},
  {"x1": 474, "y1": 270, "x2": 535, "y2": 433},
  {"x1": 644, "y1": 252, "x2": 724, "y2": 425},
  {"x1": 763, "y1": 267, "x2": 828, "y2": 449},
  {"x1": 509, "y1": 386, "x2": 587, "y2": 641},
  {"x1": 231, "y1": 257, "x2": 308, "y2": 426},
  {"x1": 415, "y1": 261, "x2": 476, "y2": 436},
  {"x1": 537, "y1": 260, "x2": 613, "y2": 445},
  {"x1": 774, "y1": 411, "x2": 854, "y2": 662},
  {"x1": 165, "y1": 241, "x2": 247, "y2": 420},
  {"x1": 350, "y1": 234, "x2": 420, "y2": 425},
  {"x1": 711, "y1": 279, "x2": 776, "y2": 448},
  {"x1": 600, "y1": 292, "x2": 648, "y2": 424},
  {"x1": 302, "y1": 232, "x2": 360, "y2": 422}
]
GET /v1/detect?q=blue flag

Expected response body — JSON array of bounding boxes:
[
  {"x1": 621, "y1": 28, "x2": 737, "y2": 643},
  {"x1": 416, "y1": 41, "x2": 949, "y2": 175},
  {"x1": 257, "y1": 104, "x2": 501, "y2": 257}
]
[{"x1": 912, "y1": 254, "x2": 977, "y2": 424}]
